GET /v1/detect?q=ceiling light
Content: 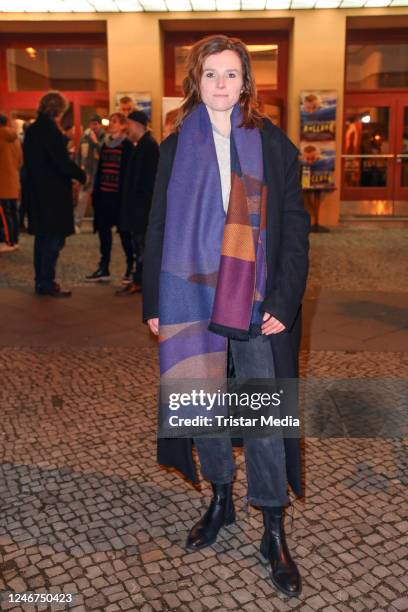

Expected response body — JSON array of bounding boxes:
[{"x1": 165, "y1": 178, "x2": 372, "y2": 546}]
[
  {"x1": 315, "y1": 0, "x2": 340, "y2": 6},
  {"x1": 65, "y1": 0, "x2": 96, "y2": 10},
  {"x1": 20, "y1": 0, "x2": 51, "y2": 9},
  {"x1": 265, "y1": 0, "x2": 291, "y2": 6},
  {"x1": 0, "y1": 0, "x2": 404, "y2": 9},
  {"x1": 247, "y1": 44, "x2": 278, "y2": 52},
  {"x1": 216, "y1": 0, "x2": 240, "y2": 8},
  {"x1": 190, "y1": 0, "x2": 216, "y2": 8},
  {"x1": 361, "y1": 114, "x2": 371, "y2": 123},
  {"x1": 115, "y1": 0, "x2": 143, "y2": 8},
  {"x1": 364, "y1": 0, "x2": 390, "y2": 4},
  {"x1": 241, "y1": 0, "x2": 267, "y2": 8},
  {"x1": 47, "y1": 0, "x2": 71, "y2": 10},
  {"x1": 139, "y1": 0, "x2": 168, "y2": 7},
  {"x1": 88, "y1": 0, "x2": 118, "y2": 8},
  {"x1": 165, "y1": 0, "x2": 191, "y2": 8},
  {"x1": 290, "y1": 0, "x2": 315, "y2": 6},
  {"x1": 340, "y1": 0, "x2": 365, "y2": 6},
  {"x1": 25, "y1": 47, "x2": 37, "y2": 58}
]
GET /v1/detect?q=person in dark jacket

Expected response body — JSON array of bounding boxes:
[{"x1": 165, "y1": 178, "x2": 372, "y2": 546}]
[
  {"x1": 23, "y1": 91, "x2": 86, "y2": 298},
  {"x1": 115, "y1": 110, "x2": 159, "y2": 296},
  {"x1": 85, "y1": 112, "x2": 134, "y2": 283},
  {"x1": 143, "y1": 36, "x2": 310, "y2": 598}
]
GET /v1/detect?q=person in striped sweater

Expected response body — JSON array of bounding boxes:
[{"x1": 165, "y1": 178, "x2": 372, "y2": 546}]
[{"x1": 85, "y1": 112, "x2": 134, "y2": 282}]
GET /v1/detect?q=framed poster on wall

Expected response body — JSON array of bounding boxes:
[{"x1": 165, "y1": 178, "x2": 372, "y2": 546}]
[
  {"x1": 300, "y1": 90, "x2": 337, "y2": 190},
  {"x1": 114, "y1": 92, "x2": 152, "y2": 122}
]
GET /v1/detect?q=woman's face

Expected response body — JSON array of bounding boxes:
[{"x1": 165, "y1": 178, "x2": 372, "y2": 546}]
[{"x1": 200, "y1": 50, "x2": 244, "y2": 113}]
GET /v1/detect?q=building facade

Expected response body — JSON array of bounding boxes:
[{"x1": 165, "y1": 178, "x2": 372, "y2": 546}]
[{"x1": 1, "y1": 8, "x2": 408, "y2": 225}]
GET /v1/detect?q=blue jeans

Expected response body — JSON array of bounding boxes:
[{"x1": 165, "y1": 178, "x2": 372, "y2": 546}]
[
  {"x1": 34, "y1": 235, "x2": 66, "y2": 291},
  {"x1": 194, "y1": 334, "x2": 289, "y2": 507}
]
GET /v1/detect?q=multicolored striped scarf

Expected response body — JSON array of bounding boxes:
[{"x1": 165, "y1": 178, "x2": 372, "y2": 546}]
[{"x1": 159, "y1": 103, "x2": 267, "y2": 380}]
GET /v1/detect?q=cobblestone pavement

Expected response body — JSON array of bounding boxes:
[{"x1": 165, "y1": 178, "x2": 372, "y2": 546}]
[
  {"x1": 1, "y1": 226, "x2": 408, "y2": 293},
  {"x1": 0, "y1": 347, "x2": 407, "y2": 612},
  {"x1": 0, "y1": 228, "x2": 407, "y2": 611}
]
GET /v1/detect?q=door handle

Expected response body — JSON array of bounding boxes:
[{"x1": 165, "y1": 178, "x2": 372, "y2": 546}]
[
  {"x1": 396, "y1": 154, "x2": 408, "y2": 164},
  {"x1": 341, "y1": 154, "x2": 394, "y2": 158}
]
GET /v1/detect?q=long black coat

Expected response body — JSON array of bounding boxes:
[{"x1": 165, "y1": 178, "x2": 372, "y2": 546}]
[
  {"x1": 143, "y1": 118, "x2": 310, "y2": 498},
  {"x1": 23, "y1": 113, "x2": 85, "y2": 237},
  {"x1": 118, "y1": 131, "x2": 159, "y2": 235}
]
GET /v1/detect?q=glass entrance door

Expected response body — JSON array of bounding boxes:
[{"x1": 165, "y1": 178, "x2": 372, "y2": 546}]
[
  {"x1": 394, "y1": 104, "x2": 408, "y2": 215},
  {"x1": 341, "y1": 93, "x2": 408, "y2": 216}
]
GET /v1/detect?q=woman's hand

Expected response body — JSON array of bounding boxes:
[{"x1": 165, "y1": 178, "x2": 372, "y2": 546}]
[
  {"x1": 148, "y1": 318, "x2": 159, "y2": 335},
  {"x1": 261, "y1": 312, "x2": 286, "y2": 335}
]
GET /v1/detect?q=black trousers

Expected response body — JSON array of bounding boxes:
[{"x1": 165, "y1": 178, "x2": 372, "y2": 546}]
[
  {"x1": 98, "y1": 225, "x2": 134, "y2": 271},
  {"x1": 131, "y1": 233, "x2": 145, "y2": 284},
  {"x1": 0, "y1": 199, "x2": 19, "y2": 245},
  {"x1": 34, "y1": 235, "x2": 66, "y2": 291}
]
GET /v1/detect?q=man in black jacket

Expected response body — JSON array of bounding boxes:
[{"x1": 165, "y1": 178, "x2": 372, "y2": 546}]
[
  {"x1": 23, "y1": 91, "x2": 86, "y2": 298},
  {"x1": 116, "y1": 110, "x2": 159, "y2": 296}
]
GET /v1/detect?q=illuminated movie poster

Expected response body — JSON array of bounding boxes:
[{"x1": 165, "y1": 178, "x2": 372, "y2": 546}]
[
  {"x1": 115, "y1": 92, "x2": 152, "y2": 122},
  {"x1": 300, "y1": 90, "x2": 337, "y2": 189}
]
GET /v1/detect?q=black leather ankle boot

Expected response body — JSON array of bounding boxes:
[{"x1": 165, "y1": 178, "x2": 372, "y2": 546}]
[
  {"x1": 186, "y1": 482, "x2": 235, "y2": 550},
  {"x1": 260, "y1": 506, "x2": 302, "y2": 597}
]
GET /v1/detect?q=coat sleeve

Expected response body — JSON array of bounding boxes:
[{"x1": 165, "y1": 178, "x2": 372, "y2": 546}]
[
  {"x1": 139, "y1": 140, "x2": 160, "y2": 231},
  {"x1": 142, "y1": 134, "x2": 177, "y2": 322},
  {"x1": 45, "y1": 127, "x2": 86, "y2": 184},
  {"x1": 261, "y1": 136, "x2": 311, "y2": 331}
]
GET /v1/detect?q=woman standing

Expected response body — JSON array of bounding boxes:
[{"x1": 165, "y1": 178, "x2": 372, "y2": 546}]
[
  {"x1": 143, "y1": 35, "x2": 310, "y2": 598},
  {"x1": 85, "y1": 112, "x2": 134, "y2": 283}
]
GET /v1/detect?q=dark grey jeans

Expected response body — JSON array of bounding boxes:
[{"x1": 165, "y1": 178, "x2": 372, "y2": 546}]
[{"x1": 194, "y1": 334, "x2": 289, "y2": 507}]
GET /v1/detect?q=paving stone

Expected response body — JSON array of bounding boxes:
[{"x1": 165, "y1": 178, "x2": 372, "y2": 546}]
[
  {"x1": 392, "y1": 597, "x2": 408, "y2": 611},
  {"x1": 0, "y1": 233, "x2": 407, "y2": 612}
]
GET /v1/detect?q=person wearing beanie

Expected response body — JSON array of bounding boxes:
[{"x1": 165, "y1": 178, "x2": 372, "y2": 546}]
[
  {"x1": 85, "y1": 112, "x2": 134, "y2": 283},
  {"x1": 116, "y1": 110, "x2": 159, "y2": 296}
]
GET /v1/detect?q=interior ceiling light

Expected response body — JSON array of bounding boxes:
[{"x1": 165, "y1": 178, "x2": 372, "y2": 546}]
[
  {"x1": 339, "y1": 0, "x2": 365, "y2": 5},
  {"x1": 364, "y1": 0, "x2": 391, "y2": 5},
  {"x1": 315, "y1": 0, "x2": 341, "y2": 6},
  {"x1": 1, "y1": 0, "x2": 407, "y2": 9},
  {"x1": 241, "y1": 0, "x2": 267, "y2": 8},
  {"x1": 25, "y1": 46, "x2": 37, "y2": 58},
  {"x1": 266, "y1": 0, "x2": 291, "y2": 7},
  {"x1": 246, "y1": 44, "x2": 278, "y2": 51},
  {"x1": 190, "y1": 0, "x2": 216, "y2": 7}
]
